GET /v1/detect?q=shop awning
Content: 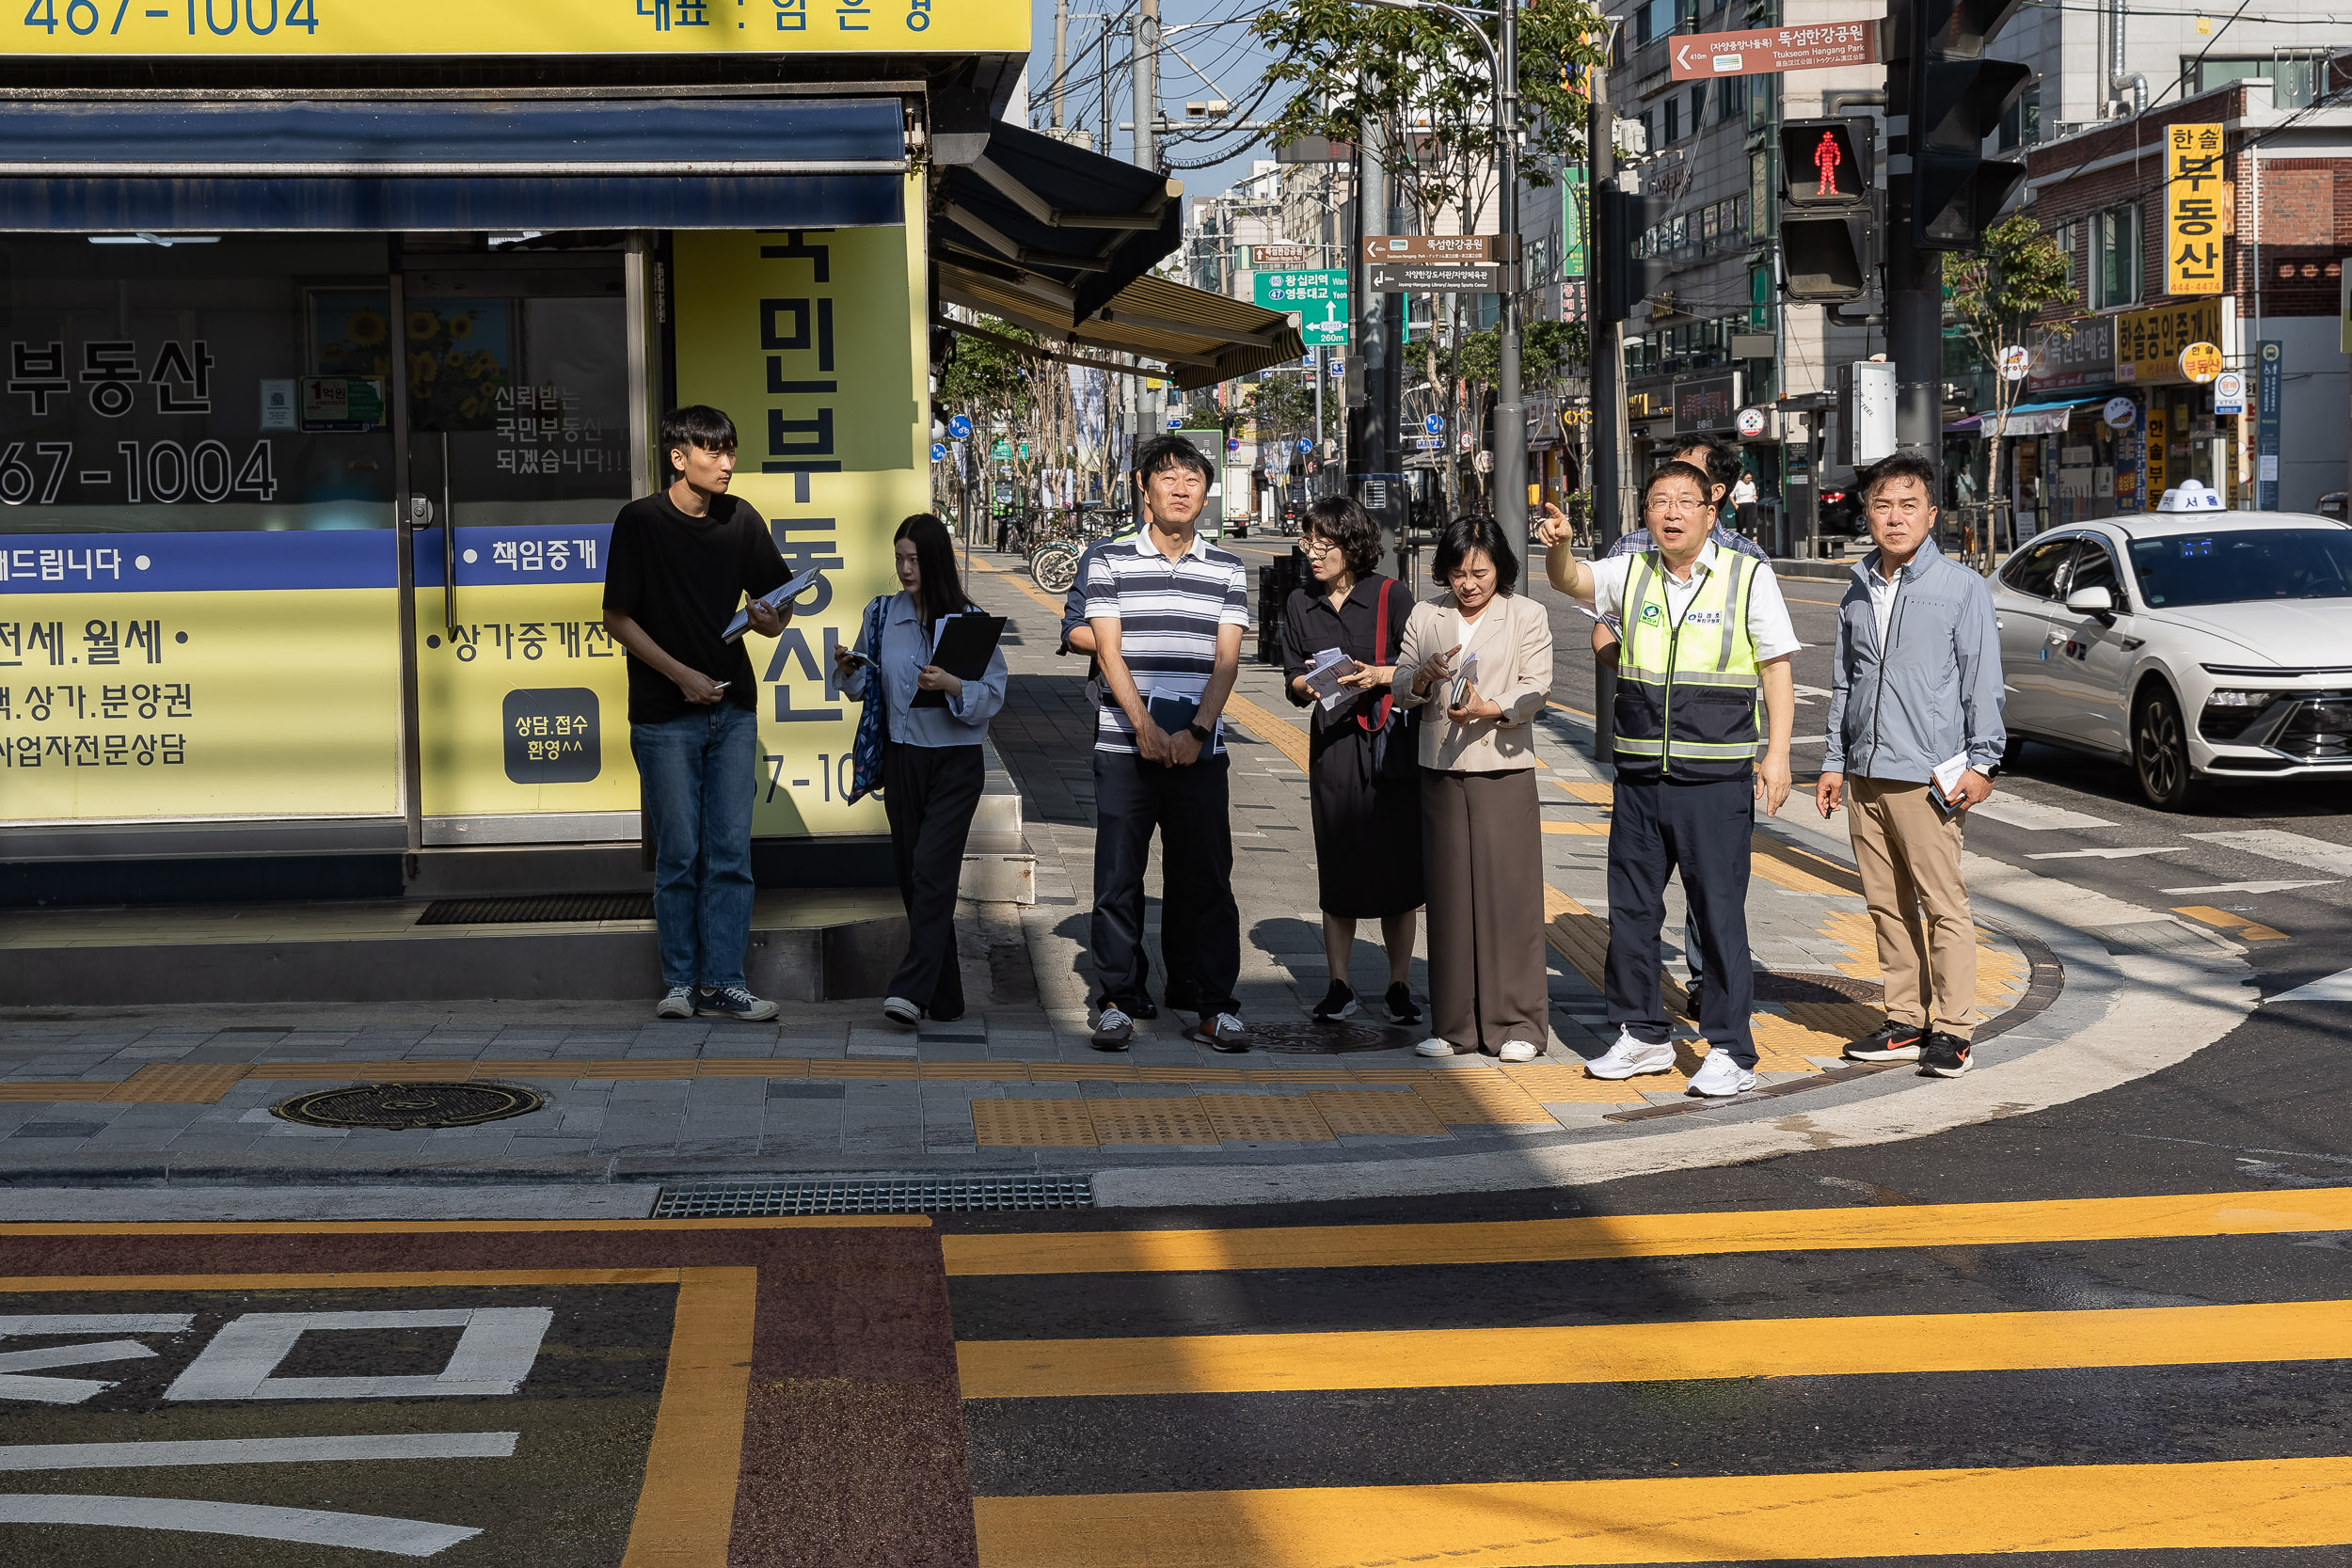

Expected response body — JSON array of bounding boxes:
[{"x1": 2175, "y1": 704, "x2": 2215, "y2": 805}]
[
  {"x1": 938, "y1": 263, "x2": 1306, "y2": 389},
  {"x1": 1964, "y1": 399, "x2": 2103, "y2": 437},
  {"x1": 0, "y1": 96, "x2": 907, "y2": 232},
  {"x1": 935, "y1": 120, "x2": 1184, "y2": 323}
]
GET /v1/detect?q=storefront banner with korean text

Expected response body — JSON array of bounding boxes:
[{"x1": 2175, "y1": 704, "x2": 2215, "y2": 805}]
[{"x1": 2164, "y1": 122, "x2": 2228, "y2": 296}]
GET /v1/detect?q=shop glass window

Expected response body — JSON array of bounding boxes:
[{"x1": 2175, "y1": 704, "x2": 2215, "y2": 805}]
[
  {"x1": 2093, "y1": 206, "x2": 2140, "y2": 309},
  {"x1": 0, "y1": 235, "x2": 398, "y2": 534}
]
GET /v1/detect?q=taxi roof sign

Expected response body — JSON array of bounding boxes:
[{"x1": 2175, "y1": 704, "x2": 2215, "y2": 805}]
[{"x1": 2156, "y1": 479, "x2": 2225, "y2": 512}]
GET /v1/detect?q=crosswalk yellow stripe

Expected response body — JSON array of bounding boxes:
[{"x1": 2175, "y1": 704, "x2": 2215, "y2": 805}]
[
  {"x1": 940, "y1": 1186, "x2": 2352, "y2": 1276},
  {"x1": 958, "y1": 1297, "x2": 2352, "y2": 1398},
  {"x1": 972, "y1": 1456, "x2": 2352, "y2": 1565}
]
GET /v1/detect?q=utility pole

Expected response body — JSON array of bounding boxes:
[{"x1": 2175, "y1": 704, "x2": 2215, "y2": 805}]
[
  {"x1": 1350, "y1": 113, "x2": 1391, "y2": 485},
  {"x1": 1491, "y1": 0, "x2": 1526, "y2": 540},
  {"x1": 1051, "y1": 0, "x2": 1068, "y2": 135},
  {"x1": 1129, "y1": 0, "x2": 1159, "y2": 501},
  {"x1": 1585, "y1": 37, "x2": 1628, "y2": 549}
]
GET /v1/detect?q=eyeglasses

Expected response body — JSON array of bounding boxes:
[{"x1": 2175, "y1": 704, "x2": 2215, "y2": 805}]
[{"x1": 1301, "y1": 536, "x2": 1340, "y2": 554}]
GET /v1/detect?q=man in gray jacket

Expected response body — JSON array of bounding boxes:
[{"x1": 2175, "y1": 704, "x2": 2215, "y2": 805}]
[{"x1": 1816, "y1": 454, "x2": 2006, "y2": 1078}]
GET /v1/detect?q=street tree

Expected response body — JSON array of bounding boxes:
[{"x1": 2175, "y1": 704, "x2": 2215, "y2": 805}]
[{"x1": 1947, "y1": 214, "x2": 2079, "y2": 552}]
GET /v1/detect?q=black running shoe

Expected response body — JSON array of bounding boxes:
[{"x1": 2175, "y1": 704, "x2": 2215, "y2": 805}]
[
  {"x1": 1921, "y1": 1033, "x2": 1973, "y2": 1078},
  {"x1": 1844, "y1": 1020, "x2": 1927, "y2": 1062},
  {"x1": 1385, "y1": 982, "x2": 1422, "y2": 1025},
  {"x1": 1311, "y1": 981, "x2": 1358, "y2": 1022}
]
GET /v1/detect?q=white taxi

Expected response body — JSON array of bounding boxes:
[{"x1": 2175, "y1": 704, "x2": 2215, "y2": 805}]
[{"x1": 1990, "y1": 481, "x2": 2352, "y2": 810}]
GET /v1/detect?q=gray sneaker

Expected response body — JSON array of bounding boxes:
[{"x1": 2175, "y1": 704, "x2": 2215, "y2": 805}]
[
  {"x1": 656, "y1": 986, "x2": 694, "y2": 1020},
  {"x1": 695, "y1": 986, "x2": 779, "y2": 1022}
]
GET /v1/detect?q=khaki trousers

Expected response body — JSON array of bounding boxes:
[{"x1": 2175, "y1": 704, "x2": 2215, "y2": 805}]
[
  {"x1": 1421, "y1": 768, "x2": 1549, "y2": 1052},
  {"x1": 1846, "y1": 776, "x2": 1979, "y2": 1039}
]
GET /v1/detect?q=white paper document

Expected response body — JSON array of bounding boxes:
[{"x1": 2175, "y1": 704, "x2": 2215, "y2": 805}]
[
  {"x1": 1931, "y1": 751, "x2": 1971, "y2": 804},
  {"x1": 1301, "y1": 647, "x2": 1360, "y2": 711},
  {"x1": 722, "y1": 567, "x2": 825, "y2": 642}
]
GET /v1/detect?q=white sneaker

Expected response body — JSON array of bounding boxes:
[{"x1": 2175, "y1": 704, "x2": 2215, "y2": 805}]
[
  {"x1": 1584, "y1": 1030, "x2": 1676, "y2": 1079},
  {"x1": 882, "y1": 996, "x2": 921, "y2": 1026},
  {"x1": 1498, "y1": 1040, "x2": 1540, "y2": 1064},
  {"x1": 1687, "y1": 1050, "x2": 1757, "y2": 1097},
  {"x1": 1414, "y1": 1037, "x2": 1457, "y2": 1058},
  {"x1": 656, "y1": 986, "x2": 694, "y2": 1020}
]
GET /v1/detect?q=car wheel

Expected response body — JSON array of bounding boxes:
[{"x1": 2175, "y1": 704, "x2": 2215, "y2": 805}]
[{"x1": 2133, "y1": 686, "x2": 2205, "y2": 812}]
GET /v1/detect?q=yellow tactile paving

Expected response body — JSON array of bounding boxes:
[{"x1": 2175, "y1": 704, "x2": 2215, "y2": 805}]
[
  {"x1": 1749, "y1": 849, "x2": 1855, "y2": 896},
  {"x1": 1496, "y1": 1063, "x2": 1655, "y2": 1104},
  {"x1": 2176, "y1": 904, "x2": 2290, "y2": 941},
  {"x1": 1749, "y1": 1013, "x2": 1849, "y2": 1073},
  {"x1": 1409, "y1": 1073, "x2": 1559, "y2": 1126},
  {"x1": 0, "y1": 1081, "x2": 112, "y2": 1102},
  {"x1": 1554, "y1": 780, "x2": 1616, "y2": 805},
  {"x1": 1084, "y1": 1100, "x2": 1222, "y2": 1146},
  {"x1": 972, "y1": 1100, "x2": 1100, "y2": 1148},
  {"x1": 1308, "y1": 1089, "x2": 1451, "y2": 1135},
  {"x1": 1194, "y1": 1094, "x2": 1335, "y2": 1143},
  {"x1": 1218, "y1": 692, "x2": 1313, "y2": 772},
  {"x1": 1539, "y1": 820, "x2": 1612, "y2": 835}
]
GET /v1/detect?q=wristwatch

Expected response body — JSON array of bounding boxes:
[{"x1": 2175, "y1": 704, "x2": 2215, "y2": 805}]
[{"x1": 1185, "y1": 722, "x2": 1213, "y2": 745}]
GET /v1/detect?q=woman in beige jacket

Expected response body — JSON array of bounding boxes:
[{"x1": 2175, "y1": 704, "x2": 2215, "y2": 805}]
[{"x1": 1391, "y1": 515, "x2": 1555, "y2": 1061}]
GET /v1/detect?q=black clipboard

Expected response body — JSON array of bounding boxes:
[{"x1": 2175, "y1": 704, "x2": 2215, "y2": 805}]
[{"x1": 910, "y1": 612, "x2": 1007, "y2": 706}]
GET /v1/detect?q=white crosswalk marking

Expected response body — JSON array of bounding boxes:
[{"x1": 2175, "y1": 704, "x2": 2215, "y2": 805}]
[
  {"x1": 0, "y1": 1495, "x2": 481, "y2": 1558},
  {"x1": 2188, "y1": 831, "x2": 2352, "y2": 877},
  {"x1": 1967, "y1": 798, "x2": 2121, "y2": 831},
  {"x1": 2271, "y1": 967, "x2": 2352, "y2": 1004},
  {"x1": 2026, "y1": 847, "x2": 2181, "y2": 860},
  {"x1": 2161, "y1": 880, "x2": 2337, "y2": 895},
  {"x1": 0, "y1": 1432, "x2": 519, "y2": 1470}
]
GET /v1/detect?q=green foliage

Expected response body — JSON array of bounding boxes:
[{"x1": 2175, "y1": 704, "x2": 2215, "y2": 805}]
[
  {"x1": 1252, "y1": 0, "x2": 1612, "y2": 231},
  {"x1": 1244, "y1": 372, "x2": 1318, "y2": 437},
  {"x1": 936, "y1": 316, "x2": 1041, "y2": 429},
  {"x1": 1946, "y1": 214, "x2": 2080, "y2": 372},
  {"x1": 1457, "y1": 317, "x2": 1586, "y2": 392}
]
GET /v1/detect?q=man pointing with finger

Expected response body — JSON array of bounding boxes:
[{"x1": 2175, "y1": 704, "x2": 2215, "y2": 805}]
[
  {"x1": 1543, "y1": 460, "x2": 1799, "y2": 1098},
  {"x1": 1818, "y1": 454, "x2": 2006, "y2": 1079}
]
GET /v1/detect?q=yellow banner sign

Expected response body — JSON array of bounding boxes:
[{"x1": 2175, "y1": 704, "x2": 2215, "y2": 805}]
[
  {"x1": 5, "y1": 0, "x2": 1024, "y2": 55},
  {"x1": 673, "y1": 216, "x2": 928, "y2": 838},
  {"x1": 2165, "y1": 121, "x2": 2228, "y2": 296},
  {"x1": 2115, "y1": 298, "x2": 2223, "y2": 385}
]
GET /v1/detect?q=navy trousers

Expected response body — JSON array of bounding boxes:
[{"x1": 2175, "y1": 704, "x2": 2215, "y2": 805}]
[
  {"x1": 1090, "y1": 750, "x2": 1240, "y2": 1017},
  {"x1": 1604, "y1": 774, "x2": 1757, "y2": 1067}
]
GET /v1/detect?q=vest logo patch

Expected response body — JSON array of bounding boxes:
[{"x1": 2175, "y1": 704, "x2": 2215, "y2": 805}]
[
  {"x1": 1639, "y1": 602, "x2": 1662, "y2": 623},
  {"x1": 1683, "y1": 610, "x2": 1724, "y2": 626}
]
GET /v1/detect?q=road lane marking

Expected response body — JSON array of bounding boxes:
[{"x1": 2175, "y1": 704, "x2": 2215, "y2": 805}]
[
  {"x1": 972, "y1": 1456, "x2": 2352, "y2": 1566},
  {"x1": 0, "y1": 1432, "x2": 519, "y2": 1470},
  {"x1": 939, "y1": 1186, "x2": 2352, "y2": 1275},
  {"x1": 957, "y1": 1298, "x2": 2352, "y2": 1398},
  {"x1": 963, "y1": 551, "x2": 1069, "y2": 616},
  {"x1": 2174, "y1": 905, "x2": 2290, "y2": 942},
  {"x1": 2271, "y1": 967, "x2": 2352, "y2": 1004},
  {"x1": 618, "y1": 1265, "x2": 756, "y2": 1568},
  {"x1": 1965, "y1": 797, "x2": 2121, "y2": 832},
  {"x1": 2026, "y1": 847, "x2": 2182, "y2": 860},
  {"x1": 0, "y1": 1494, "x2": 481, "y2": 1557},
  {"x1": 2188, "y1": 829, "x2": 2352, "y2": 878},
  {"x1": 2162, "y1": 879, "x2": 2336, "y2": 895}
]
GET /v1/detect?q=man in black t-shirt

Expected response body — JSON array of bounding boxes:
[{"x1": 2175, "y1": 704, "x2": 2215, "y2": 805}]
[{"x1": 602, "y1": 405, "x2": 791, "y2": 1022}]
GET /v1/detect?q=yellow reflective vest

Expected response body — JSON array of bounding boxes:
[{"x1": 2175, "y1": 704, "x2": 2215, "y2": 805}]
[{"x1": 1612, "y1": 548, "x2": 1761, "y2": 782}]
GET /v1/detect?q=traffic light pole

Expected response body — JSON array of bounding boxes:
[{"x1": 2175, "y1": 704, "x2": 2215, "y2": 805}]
[
  {"x1": 1884, "y1": 1, "x2": 1942, "y2": 478},
  {"x1": 1491, "y1": 0, "x2": 1525, "y2": 540},
  {"x1": 1585, "y1": 45, "x2": 1625, "y2": 550}
]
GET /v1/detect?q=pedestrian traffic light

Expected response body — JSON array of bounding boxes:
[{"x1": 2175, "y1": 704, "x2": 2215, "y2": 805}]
[
  {"x1": 1591, "y1": 185, "x2": 1674, "y2": 324},
  {"x1": 1902, "y1": 0, "x2": 2031, "y2": 248},
  {"x1": 1776, "y1": 118, "x2": 1876, "y2": 302}
]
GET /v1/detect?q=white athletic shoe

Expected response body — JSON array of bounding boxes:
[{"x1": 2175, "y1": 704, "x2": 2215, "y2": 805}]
[
  {"x1": 1687, "y1": 1051, "x2": 1757, "y2": 1098},
  {"x1": 656, "y1": 986, "x2": 694, "y2": 1020},
  {"x1": 1497, "y1": 1040, "x2": 1540, "y2": 1064},
  {"x1": 882, "y1": 996, "x2": 921, "y2": 1026},
  {"x1": 1584, "y1": 1030, "x2": 1676, "y2": 1079},
  {"x1": 1414, "y1": 1037, "x2": 1458, "y2": 1058}
]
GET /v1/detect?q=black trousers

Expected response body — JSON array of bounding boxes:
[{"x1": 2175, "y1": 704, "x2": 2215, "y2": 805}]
[
  {"x1": 882, "y1": 741, "x2": 986, "y2": 1016},
  {"x1": 1090, "y1": 749, "x2": 1240, "y2": 1016},
  {"x1": 1604, "y1": 773, "x2": 1757, "y2": 1067}
]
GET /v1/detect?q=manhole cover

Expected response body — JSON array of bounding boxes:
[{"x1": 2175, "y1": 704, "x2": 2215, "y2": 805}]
[
  {"x1": 272, "y1": 1082, "x2": 546, "y2": 1130},
  {"x1": 1751, "y1": 971, "x2": 1884, "y2": 1005},
  {"x1": 1249, "y1": 1019, "x2": 1411, "y2": 1054}
]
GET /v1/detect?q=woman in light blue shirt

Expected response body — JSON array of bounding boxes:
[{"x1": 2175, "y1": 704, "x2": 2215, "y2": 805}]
[{"x1": 834, "y1": 514, "x2": 1009, "y2": 1025}]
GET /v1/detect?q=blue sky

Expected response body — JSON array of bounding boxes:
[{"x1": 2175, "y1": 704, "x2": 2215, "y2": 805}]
[{"x1": 1023, "y1": 0, "x2": 1289, "y2": 202}]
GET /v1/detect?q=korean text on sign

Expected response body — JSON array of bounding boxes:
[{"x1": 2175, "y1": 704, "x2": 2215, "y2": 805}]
[{"x1": 2165, "y1": 122, "x2": 2227, "y2": 296}]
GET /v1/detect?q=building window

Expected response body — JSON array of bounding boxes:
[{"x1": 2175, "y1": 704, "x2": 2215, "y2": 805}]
[
  {"x1": 1691, "y1": 87, "x2": 1707, "y2": 132},
  {"x1": 2093, "y1": 205, "x2": 2140, "y2": 309},
  {"x1": 1751, "y1": 147, "x2": 1775, "y2": 237},
  {"x1": 2051, "y1": 220, "x2": 2077, "y2": 293},
  {"x1": 1998, "y1": 87, "x2": 2041, "y2": 151},
  {"x1": 1720, "y1": 75, "x2": 1746, "y2": 119},
  {"x1": 1664, "y1": 99, "x2": 1681, "y2": 144},
  {"x1": 2193, "y1": 54, "x2": 2320, "y2": 108},
  {"x1": 1640, "y1": 109, "x2": 1656, "y2": 153},
  {"x1": 1747, "y1": 72, "x2": 1779, "y2": 131}
]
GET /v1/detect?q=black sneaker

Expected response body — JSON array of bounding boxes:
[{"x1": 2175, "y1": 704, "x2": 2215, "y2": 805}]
[
  {"x1": 1921, "y1": 1033, "x2": 1972, "y2": 1078},
  {"x1": 1844, "y1": 1021, "x2": 1927, "y2": 1063},
  {"x1": 1191, "y1": 1012, "x2": 1251, "y2": 1053},
  {"x1": 1311, "y1": 981, "x2": 1358, "y2": 1022},
  {"x1": 1385, "y1": 982, "x2": 1422, "y2": 1025},
  {"x1": 1090, "y1": 1006, "x2": 1135, "y2": 1051}
]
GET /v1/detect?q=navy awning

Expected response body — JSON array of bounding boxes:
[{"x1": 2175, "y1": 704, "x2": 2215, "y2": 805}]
[
  {"x1": 0, "y1": 96, "x2": 907, "y2": 232},
  {"x1": 935, "y1": 121, "x2": 1182, "y2": 323}
]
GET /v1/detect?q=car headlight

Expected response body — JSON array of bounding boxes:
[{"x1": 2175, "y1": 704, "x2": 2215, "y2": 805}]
[{"x1": 2199, "y1": 689, "x2": 2280, "y2": 741}]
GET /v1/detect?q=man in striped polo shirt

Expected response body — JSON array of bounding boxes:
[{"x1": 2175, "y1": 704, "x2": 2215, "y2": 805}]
[{"x1": 1084, "y1": 435, "x2": 1252, "y2": 1052}]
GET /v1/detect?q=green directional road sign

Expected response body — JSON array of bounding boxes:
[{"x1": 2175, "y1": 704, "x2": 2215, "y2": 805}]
[{"x1": 1251, "y1": 269, "x2": 1350, "y2": 347}]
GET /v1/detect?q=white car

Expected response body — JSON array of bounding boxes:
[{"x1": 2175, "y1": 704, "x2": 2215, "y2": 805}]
[{"x1": 1989, "y1": 488, "x2": 2352, "y2": 810}]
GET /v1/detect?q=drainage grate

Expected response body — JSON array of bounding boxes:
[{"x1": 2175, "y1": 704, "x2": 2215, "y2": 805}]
[
  {"x1": 653, "y1": 1175, "x2": 1094, "y2": 1217},
  {"x1": 1252, "y1": 1019, "x2": 1413, "y2": 1054},
  {"x1": 418, "y1": 895, "x2": 654, "y2": 926}
]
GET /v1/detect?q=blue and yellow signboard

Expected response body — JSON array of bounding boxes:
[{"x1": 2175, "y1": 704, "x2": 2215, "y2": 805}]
[{"x1": 8, "y1": 0, "x2": 1025, "y2": 54}]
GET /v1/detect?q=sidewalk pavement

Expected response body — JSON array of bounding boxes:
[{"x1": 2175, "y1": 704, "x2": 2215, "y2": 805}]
[{"x1": 0, "y1": 547, "x2": 2256, "y2": 1205}]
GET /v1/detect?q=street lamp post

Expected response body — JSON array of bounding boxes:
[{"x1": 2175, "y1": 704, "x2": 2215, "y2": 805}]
[{"x1": 1348, "y1": 0, "x2": 1523, "y2": 536}]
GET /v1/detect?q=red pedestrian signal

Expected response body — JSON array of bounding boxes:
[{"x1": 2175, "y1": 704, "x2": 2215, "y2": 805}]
[
  {"x1": 1777, "y1": 119, "x2": 1878, "y2": 302},
  {"x1": 1779, "y1": 119, "x2": 1873, "y2": 209}
]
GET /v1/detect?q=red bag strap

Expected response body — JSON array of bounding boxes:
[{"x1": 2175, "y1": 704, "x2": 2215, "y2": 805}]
[{"x1": 1359, "y1": 576, "x2": 1399, "y2": 732}]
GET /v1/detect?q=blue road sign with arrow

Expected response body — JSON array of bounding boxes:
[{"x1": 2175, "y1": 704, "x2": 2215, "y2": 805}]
[
  {"x1": 947, "y1": 414, "x2": 973, "y2": 440},
  {"x1": 1423, "y1": 414, "x2": 1445, "y2": 436},
  {"x1": 930, "y1": 443, "x2": 947, "y2": 462},
  {"x1": 1295, "y1": 437, "x2": 1313, "y2": 454}
]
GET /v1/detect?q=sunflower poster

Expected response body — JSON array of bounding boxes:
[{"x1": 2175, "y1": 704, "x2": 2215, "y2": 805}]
[
  {"x1": 306, "y1": 290, "x2": 394, "y2": 429},
  {"x1": 403, "y1": 300, "x2": 515, "y2": 432}
]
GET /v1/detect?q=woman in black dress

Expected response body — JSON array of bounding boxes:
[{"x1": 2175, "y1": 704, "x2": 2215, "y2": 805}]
[{"x1": 1279, "y1": 496, "x2": 1426, "y2": 1024}]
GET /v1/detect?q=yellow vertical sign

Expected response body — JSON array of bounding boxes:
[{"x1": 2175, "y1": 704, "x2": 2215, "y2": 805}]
[
  {"x1": 671, "y1": 212, "x2": 928, "y2": 837},
  {"x1": 2166, "y1": 122, "x2": 2227, "y2": 295}
]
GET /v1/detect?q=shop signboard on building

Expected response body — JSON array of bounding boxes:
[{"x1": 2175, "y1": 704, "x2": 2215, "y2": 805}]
[
  {"x1": 1673, "y1": 373, "x2": 1740, "y2": 435},
  {"x1": 2116, "y1": 299, "x2": 2224, "y2": 384},
  {"x1": 2026, "y1": 315, "x2": 2113, "y2": 393},
  {"x1": 2164, "y1": 123, "x2": 2229, "y2": 296}
]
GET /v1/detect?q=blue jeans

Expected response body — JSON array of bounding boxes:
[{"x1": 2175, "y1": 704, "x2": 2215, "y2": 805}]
[{"x1": 631, "y1": 705, "x2": 757, "y2": 991}]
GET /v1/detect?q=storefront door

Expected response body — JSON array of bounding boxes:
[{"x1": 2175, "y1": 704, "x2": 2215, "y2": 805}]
[{"x1": 398, "y1": 252, "x2": 644, "y2": 847}]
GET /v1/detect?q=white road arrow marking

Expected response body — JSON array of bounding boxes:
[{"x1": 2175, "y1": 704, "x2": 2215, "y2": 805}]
[
  {"x1": 2026, "y1": 847, "x2": 2182, "y2": 860},
  {"x1": 0, "y1": 1432, "x2": 518, "y2": 1470},
  {"x1": 2187, "y1": 830, "x2": 2352, "y2": 878},
  {"x1": 2269, "y1": 967, "x2": 2352, "y2": 1004},
  {"x1": 0, "y1": 1495, "x2": 480, "y2": 1558},
  {"x1": 2160, "y1": 880, "x2": 2337, "y2": 895},
  {"x1": 0, "y1": 1315, "x2": 193, "y2": 1404}
]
